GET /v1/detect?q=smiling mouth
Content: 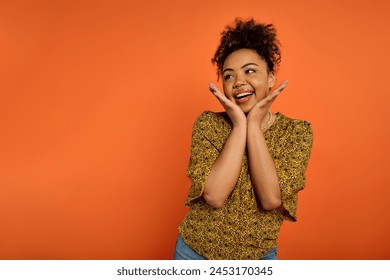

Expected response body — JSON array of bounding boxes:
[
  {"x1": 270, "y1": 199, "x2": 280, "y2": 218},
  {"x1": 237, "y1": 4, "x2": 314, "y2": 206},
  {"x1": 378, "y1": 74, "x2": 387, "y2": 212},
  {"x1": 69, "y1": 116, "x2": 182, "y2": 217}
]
[{"x1": 235, "y1": 92, "x2": 253, "y2": 99}]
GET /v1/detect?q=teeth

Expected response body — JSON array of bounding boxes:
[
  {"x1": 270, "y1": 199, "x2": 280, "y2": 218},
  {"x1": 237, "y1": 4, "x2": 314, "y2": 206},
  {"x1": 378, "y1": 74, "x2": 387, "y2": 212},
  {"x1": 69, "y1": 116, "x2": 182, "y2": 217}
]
[{"x1": 236, "y1": 92, "x2": 252, "y2": 99}]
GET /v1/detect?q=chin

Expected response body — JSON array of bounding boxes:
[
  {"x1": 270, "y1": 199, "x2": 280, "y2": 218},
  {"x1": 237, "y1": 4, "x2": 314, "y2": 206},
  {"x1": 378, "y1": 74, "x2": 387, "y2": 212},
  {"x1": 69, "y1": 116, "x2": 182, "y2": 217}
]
[{"x1": 240, "y1": 104, "x2": 255, "y2": 114}]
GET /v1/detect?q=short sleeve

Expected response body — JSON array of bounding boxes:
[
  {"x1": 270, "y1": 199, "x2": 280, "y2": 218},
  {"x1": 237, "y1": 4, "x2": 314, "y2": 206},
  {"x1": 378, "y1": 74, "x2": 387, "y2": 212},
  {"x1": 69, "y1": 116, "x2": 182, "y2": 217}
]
[
  {"x1": 184, "y1": 112, "x2": 222, "y2": 205},
  {"x1": 275, "y1": 121, "x2": 313, "y2": 221}
]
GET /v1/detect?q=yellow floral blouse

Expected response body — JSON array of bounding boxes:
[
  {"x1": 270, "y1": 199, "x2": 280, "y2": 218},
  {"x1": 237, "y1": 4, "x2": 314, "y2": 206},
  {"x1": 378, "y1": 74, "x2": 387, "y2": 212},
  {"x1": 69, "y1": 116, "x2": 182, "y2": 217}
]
[{"x1": 178, "y1": 111, "x2": 313, "y2": 260}]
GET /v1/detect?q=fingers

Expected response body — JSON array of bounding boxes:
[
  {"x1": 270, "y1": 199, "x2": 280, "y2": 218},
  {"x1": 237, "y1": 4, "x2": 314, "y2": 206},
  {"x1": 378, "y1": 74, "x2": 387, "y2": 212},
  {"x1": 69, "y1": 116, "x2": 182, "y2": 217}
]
[
  {"x1": 209, "y1": 82, "x2": 230, "y2": 106},
  {"x1": 209, "y1": 82, "x2": 246, "y2": 125},
  {"x1": 209, "y1": 80, "x2": 288, "y2": 114},
  {"x1": 209, "y1": 82, "x2": 243, "y2": 117},
  {"x1": 265, "y1": 80, "x2": 289, "y2": 103},
  {"x1": 209, "y1": 82, "x2": 223, "y2": 98},
  {"x1": 251, "y1": 80, "x2": 289, "y2": 112},
  {"x1": 270, "y1": 80, "x2": 288, "y2": 97}
]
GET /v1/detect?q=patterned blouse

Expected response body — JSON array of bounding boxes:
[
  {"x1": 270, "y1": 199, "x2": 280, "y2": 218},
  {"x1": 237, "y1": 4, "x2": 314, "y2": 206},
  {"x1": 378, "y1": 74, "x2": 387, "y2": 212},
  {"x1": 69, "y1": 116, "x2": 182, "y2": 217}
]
[{"x1": 178, "y1": 111, "x2": 313, "y2": 260}]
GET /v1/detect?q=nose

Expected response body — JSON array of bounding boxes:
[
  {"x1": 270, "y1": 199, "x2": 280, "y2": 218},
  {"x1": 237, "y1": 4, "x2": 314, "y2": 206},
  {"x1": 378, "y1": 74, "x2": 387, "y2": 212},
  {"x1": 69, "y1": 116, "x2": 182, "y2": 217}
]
[{"x1": 233, "y1": 74, "x2": 246, "y2": 89}]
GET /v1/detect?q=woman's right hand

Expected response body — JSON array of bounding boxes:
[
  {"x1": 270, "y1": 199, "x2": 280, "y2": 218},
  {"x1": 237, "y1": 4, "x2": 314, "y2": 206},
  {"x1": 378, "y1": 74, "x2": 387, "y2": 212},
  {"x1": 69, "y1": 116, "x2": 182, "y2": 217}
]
[{"x1": 209, "y1": 82, "x2": 246, "y2": 127}]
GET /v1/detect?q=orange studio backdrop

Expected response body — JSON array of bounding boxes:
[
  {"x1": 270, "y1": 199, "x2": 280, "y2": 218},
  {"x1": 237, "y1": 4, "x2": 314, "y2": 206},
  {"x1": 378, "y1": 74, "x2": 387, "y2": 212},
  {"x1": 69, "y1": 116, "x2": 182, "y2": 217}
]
[{"x1": 0, "y1": 0, "x2": 389, "y2": 259}]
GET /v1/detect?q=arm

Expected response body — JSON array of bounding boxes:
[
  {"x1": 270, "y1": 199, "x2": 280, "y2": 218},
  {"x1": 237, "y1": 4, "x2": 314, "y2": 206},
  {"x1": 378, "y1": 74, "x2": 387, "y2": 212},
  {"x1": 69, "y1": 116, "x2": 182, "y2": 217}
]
[
  {"x1": 247, "y1": 124, "x2": 281, "y2": 210},
  {"x1": 246, "y1": 81, "x2": 288, "y2": 210},
  {"x1": 203, "y1": 123, "x2": 246, "y2": 208},
  {"x1": 185, "y1": 113, "x2": 220, "y2": 205},
  {"x1": 203, "y1": 83, "x2": 247, "y2": 208}
]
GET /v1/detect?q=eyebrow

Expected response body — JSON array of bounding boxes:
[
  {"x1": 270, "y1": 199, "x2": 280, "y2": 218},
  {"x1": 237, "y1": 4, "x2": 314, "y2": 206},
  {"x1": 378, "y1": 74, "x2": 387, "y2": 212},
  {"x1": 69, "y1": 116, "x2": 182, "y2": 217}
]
[{"x1": 222, "y1": 63, "x2": 259, "y2": 74}]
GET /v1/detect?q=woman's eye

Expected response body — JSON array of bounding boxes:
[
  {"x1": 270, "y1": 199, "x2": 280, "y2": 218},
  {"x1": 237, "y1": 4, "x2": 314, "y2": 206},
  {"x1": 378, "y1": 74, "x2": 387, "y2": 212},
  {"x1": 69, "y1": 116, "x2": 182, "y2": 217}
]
[
  {"x1": 246, "y1": 69, "x2": 255, "y2": 74},
  {"x1": 223, "y1": 74, "x2": 233, "y2": 80}
]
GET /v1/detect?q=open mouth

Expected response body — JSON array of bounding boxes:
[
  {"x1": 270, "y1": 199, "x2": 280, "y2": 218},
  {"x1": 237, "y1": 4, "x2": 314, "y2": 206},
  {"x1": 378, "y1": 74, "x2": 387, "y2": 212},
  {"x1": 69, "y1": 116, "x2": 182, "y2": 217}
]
[{"x1": 235, "y1": 92, "x2": 253, "y2": 99}]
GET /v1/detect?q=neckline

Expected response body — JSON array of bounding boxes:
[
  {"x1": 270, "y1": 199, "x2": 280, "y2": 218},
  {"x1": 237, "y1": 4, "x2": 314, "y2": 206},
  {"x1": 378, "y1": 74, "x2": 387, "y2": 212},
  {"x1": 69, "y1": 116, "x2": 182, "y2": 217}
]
[{"x1": 264, "y1": 112, "x2": 281, "y2": 134}]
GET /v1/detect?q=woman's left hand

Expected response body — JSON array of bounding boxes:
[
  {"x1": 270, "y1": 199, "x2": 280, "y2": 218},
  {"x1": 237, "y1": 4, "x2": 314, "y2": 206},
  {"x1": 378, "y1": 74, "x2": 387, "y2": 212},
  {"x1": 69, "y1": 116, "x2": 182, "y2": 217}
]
[{"x1": 247, "y1": 81, "x2": 289, "y2": 125}]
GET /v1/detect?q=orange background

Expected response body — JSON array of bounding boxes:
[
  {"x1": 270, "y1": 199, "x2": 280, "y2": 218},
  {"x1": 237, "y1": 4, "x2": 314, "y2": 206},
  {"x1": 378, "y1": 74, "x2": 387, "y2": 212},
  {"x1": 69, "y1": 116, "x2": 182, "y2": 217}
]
[{"x1": 1, "y1": 0, "x2": 389, "y2": 259}]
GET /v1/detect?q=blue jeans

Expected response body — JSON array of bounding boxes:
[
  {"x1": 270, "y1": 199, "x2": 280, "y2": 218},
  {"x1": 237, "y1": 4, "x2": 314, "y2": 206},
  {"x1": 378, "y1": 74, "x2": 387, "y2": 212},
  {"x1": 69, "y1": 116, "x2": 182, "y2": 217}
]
[{"x1": 174, "y1": 235, "x2": 277, "y2": 260}]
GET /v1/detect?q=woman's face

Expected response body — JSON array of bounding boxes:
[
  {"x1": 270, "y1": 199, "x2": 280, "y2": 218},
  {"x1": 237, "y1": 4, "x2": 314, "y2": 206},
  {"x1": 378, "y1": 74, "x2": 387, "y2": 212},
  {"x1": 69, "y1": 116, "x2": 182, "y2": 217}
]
[{"x1": 222, "y1": 48, "x2": 275, "y2": 113}]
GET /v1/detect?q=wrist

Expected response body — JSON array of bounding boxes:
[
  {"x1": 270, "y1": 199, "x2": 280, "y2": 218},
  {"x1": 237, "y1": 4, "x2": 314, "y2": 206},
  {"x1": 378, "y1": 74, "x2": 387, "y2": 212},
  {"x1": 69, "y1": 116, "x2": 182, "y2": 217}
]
[
  {"x1": 246, "y1": 111, "x2": 262, "y2": 125},
  {"x1": 232, "y1": 117, "x2": 247, "y2": 127},
  {"x1": 232, "y1": 121, "x2": 247, "y2": 132},
  {"x1": 247, "y1": 123, "x2": 264, "y2": 136},
  {"x1": 247, "y1": 119, "x2": 260, "y2": 128}
]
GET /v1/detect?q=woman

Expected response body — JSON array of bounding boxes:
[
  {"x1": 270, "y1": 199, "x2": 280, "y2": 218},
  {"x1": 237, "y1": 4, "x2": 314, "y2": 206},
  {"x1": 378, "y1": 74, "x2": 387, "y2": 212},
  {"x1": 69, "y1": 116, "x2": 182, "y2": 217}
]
[{"x1": 174, "y1": 18, "x2": 313, "y2": 260}]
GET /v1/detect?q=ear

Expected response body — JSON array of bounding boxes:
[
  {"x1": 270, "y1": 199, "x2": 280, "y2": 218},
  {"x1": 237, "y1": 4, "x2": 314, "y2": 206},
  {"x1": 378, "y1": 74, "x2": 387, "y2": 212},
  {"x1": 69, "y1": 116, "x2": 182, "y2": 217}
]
[{"x1": 268, "y1": 71, "x2": 276, "y2": 88}]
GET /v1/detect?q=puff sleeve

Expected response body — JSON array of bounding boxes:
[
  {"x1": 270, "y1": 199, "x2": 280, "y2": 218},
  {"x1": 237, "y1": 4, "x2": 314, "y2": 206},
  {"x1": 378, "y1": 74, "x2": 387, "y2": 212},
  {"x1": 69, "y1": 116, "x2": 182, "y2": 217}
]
[
  {"x1": 184, "y1": 112, "x2": 222, "y2": 205},
  {"x1": 275, "y1": 121, "x2": 313, "y2": 221}
]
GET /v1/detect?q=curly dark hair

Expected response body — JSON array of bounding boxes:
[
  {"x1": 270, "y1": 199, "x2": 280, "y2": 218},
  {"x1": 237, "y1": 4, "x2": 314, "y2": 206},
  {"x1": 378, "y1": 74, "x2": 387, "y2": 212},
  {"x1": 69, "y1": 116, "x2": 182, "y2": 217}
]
[{"x1": 211, "y1": 18, "x2": 281, "y2": 77}]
